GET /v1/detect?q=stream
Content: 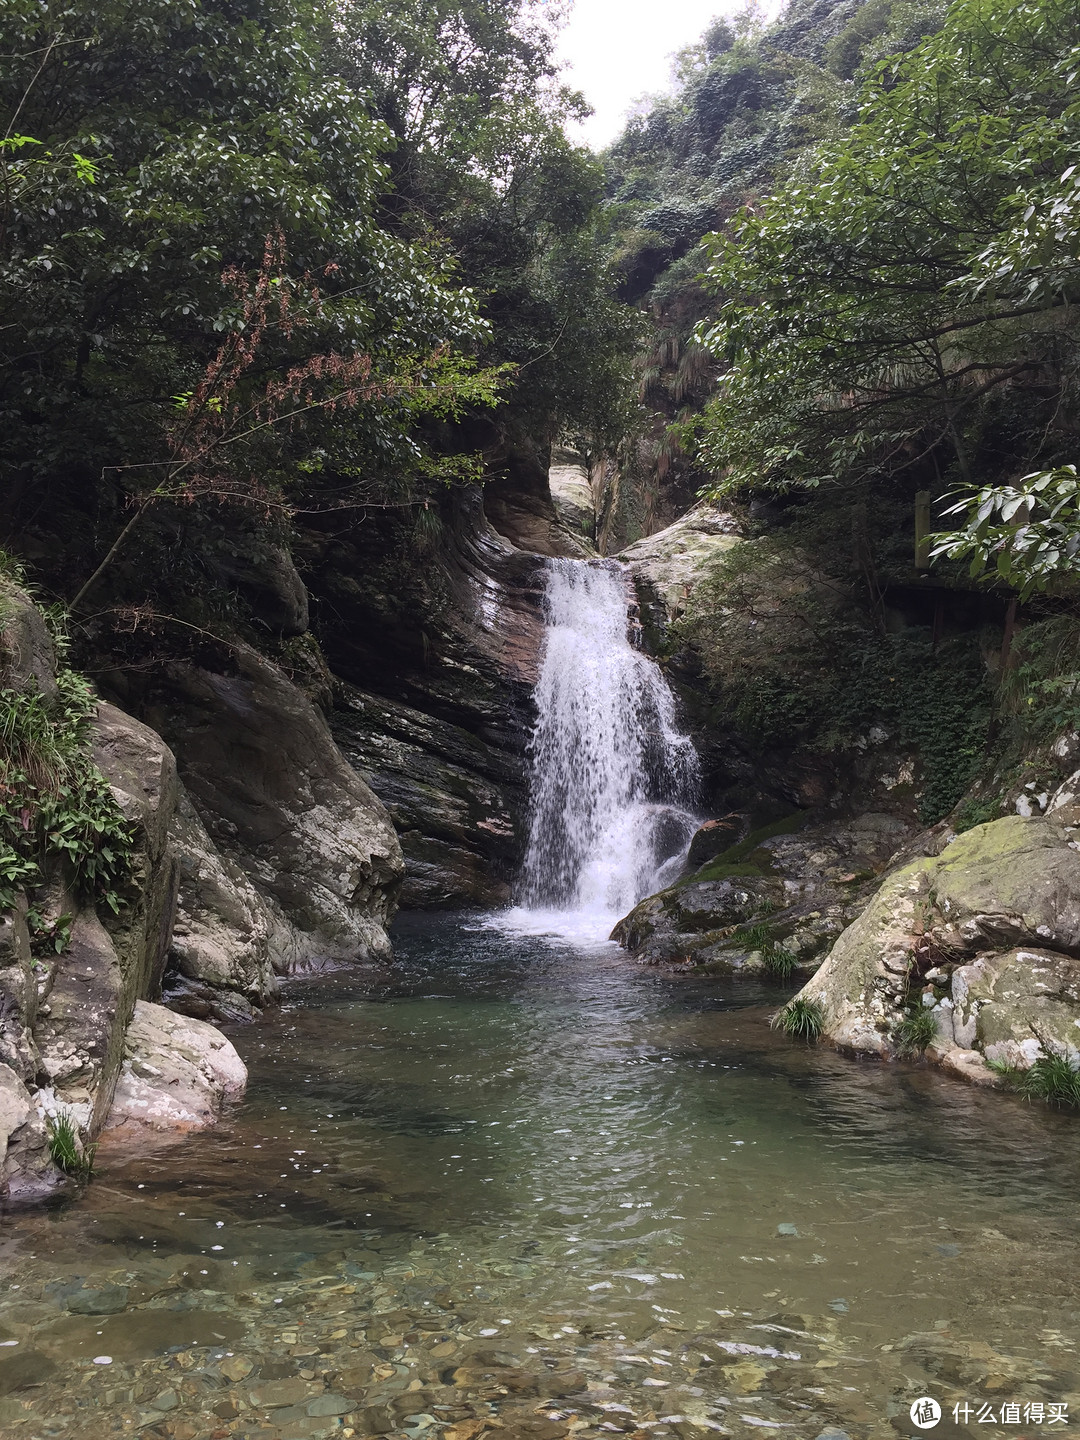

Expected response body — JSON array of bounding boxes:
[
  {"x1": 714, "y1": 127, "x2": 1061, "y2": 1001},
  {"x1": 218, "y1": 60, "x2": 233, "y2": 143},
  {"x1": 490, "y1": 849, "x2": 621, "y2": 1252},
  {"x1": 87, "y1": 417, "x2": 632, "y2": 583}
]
[
  {"x1": 2, "y1": 916, "x2": 1080, "y2": 1439},
  {"x1": 1, "y1": 559, "x2": 1078, "y2": 1439}
]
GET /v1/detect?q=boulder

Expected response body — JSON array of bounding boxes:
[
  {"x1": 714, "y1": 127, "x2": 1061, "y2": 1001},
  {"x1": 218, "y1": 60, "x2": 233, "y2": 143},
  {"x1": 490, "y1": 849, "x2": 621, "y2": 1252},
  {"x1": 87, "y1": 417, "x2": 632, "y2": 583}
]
[
  {"x1": 548, "y1": 446, "x2": 596, "y2": 546},
  {"x1": 103, "y1": 999, "x2": 247, "y2": 1135},
  {"x1": 0, "y1": 895, "x2": 37, "y2": 1081},
  {"x1": 793, "y1": 814, "x2": 1080, "y2": 1082},
  {"x1": 137, "y1": 648, "x2": 405, "y2": 964},
  {"x1": 0, "y1": 579, "x2": 58, "y2": 698},
  {"x1": 92, "y1": 702, "x2": 180, "y2": 1002},
  {"x1": 0, "y1": 1063, "x2": 58, "y2": 1209},
  {"x1": 612, "y1": 809, "x2": 914, "y2": 974}
]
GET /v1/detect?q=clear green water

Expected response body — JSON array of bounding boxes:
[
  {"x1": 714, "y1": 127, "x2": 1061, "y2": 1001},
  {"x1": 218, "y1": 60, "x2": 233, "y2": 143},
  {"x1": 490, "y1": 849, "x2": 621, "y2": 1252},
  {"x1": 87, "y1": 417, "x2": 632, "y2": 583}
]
[{"x1": 2, "y1": 915, "x2": 1079, "y2": 1440}]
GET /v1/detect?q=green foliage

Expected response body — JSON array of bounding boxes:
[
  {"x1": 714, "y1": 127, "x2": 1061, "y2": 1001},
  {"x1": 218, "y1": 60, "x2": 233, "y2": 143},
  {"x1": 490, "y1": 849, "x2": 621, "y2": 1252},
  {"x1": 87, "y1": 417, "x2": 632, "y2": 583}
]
[
  {"x1": 0, "y1": 0, "x2": 508, "y2": 600},
  {"x1": 0, "y1": 671, "x2": 132, "y2": 911},
  {"x1": 894, "y1": 1006, "x2": 938, "y2": 1054},
  {"x1": 772, "y1": 996, "x2": 825, "y2": 1041},
  {"x1": 333, "y1": 0, "x2": 640, "y2": 447},
  {"x1": 932, "y1": 467, "x2": 1080, "y2": 598},
  {"x1": 762, "y1": 944, "x2": 799, "y2": 979},
  {"x1": 694, "y1": 0, "x2": 1080, "y2": 501},
  {"x1": 46, "y1": 1109, "x2": 96, "y2": 1177},
  {"x1": 988, "y1": 1051, "x2": 1080, "y2": 1108},
  {"x1": 1002, "y1": 615, "x2": 1080, "y2": 747}
]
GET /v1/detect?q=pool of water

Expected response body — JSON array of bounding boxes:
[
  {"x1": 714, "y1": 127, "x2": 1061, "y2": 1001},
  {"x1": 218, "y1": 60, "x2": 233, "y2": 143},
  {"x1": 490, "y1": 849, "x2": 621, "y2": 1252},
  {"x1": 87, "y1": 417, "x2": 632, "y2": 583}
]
[{"x1": 1, "y1": 914, "x2": 1078, "y2": 1440}]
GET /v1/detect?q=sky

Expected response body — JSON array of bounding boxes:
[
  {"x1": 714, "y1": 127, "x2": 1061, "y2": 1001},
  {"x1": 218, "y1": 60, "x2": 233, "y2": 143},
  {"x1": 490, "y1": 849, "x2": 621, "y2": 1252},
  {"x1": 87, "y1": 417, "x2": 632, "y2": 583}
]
[{"x1": 554, "y1": 0, "x2": 768, "y2": 150}]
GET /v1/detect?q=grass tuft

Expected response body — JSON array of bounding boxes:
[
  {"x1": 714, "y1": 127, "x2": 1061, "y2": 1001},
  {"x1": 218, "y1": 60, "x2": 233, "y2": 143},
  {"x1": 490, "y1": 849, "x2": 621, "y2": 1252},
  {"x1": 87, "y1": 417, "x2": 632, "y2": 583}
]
[
  {"x1": 762, "y1": 944, "x2": 798, "y2": 979},
  {"x1": 771, "y1": 996, "x2": 825, "y2": 1041},
  {"x1": 46, "y1": 1109, "x2": 96, "y2": 1177},
  {"x1": 989, "y1": 1051, "x2": 1080, "y2": 1108},
  {"x1": 894, "y1": 1007, "x2": 938, "y2": 1055}
]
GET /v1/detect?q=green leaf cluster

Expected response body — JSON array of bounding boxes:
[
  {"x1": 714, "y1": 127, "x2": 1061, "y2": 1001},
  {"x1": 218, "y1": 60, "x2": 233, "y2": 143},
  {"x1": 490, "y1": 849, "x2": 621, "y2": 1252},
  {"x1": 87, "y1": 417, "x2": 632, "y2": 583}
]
[
  {"x1": 932, "y1": 466, "x2": 1080, "y2": 597},
  {"x1": 693, "y1": 0, "x2": 1080, "y2": 502},
  {"x1": 0, "y1": 670, "x2": 132, "y2": 912}
]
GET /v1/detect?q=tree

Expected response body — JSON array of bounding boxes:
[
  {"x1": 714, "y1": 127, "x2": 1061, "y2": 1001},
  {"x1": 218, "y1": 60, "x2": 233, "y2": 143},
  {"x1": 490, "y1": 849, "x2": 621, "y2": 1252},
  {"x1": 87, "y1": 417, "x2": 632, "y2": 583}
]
[
  {"x1": 0, "y1": 0, "x2": 498, "y2": 601},
  {"x1": 692, "y1": 0, "x2": 1080, "y2": 500},
  {"x1": 331, "y1": 0, "x2": 640, "y2": 447}
]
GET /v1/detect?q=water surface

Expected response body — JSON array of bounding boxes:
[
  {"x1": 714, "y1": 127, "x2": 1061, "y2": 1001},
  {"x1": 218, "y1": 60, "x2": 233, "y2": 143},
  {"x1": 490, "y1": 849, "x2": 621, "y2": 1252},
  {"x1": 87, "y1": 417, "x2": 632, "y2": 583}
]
[{"x1": 2, "y1": 915, "x2": 1078, "y2": 1440}]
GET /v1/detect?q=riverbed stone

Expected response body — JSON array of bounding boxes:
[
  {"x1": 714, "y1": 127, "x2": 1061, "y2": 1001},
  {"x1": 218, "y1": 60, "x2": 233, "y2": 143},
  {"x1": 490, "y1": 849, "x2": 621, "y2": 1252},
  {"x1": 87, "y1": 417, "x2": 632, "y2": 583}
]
[{"x1": 67, "y1": 1284, "x2": 129, "y2": 1315}]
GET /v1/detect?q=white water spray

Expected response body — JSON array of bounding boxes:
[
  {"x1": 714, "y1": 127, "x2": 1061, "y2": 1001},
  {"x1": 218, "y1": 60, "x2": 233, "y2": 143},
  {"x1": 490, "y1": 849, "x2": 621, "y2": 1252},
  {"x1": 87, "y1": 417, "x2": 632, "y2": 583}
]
[{"x1": 505, "y1": 558, "x2": 699, "y2": 941}]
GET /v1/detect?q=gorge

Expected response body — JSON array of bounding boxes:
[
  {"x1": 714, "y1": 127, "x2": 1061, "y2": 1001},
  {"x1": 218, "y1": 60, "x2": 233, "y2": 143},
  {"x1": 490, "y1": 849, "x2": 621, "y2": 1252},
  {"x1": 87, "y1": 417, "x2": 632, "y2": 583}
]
[{"x1": 2, "y1": 0, "x2": 1080, "y2": 1435}]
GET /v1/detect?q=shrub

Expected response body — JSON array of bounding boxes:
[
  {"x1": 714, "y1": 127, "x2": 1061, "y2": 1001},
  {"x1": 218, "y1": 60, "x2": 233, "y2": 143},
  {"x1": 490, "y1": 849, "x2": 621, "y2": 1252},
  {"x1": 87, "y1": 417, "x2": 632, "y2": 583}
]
[{"x1": 772, "y1": 996, "x2": 824, "y2": 1041}]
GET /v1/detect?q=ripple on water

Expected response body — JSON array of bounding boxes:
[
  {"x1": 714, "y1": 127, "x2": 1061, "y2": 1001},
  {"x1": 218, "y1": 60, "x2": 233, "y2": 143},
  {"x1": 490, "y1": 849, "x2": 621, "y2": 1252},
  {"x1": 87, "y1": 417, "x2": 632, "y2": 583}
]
[{"x1": 0, "y1": 913, "x2": 1079, "y2": 1439}]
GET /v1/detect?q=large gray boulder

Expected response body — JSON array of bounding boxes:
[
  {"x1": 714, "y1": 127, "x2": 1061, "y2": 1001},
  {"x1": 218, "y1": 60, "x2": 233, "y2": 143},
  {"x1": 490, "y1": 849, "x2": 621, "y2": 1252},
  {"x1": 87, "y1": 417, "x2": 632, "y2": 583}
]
[
  {"x1": 618, "y1": 504, "x2": 742, "y2": 622},
  {"x1": 165, "y1": 792, "x2": 285, "y2": 1021},
  {"x1": 794, "y1": 814, "x2": 1080, "y2": 1083},
  {"x1": 612, "y1": 809, "x2": 916, "y2": 974}
]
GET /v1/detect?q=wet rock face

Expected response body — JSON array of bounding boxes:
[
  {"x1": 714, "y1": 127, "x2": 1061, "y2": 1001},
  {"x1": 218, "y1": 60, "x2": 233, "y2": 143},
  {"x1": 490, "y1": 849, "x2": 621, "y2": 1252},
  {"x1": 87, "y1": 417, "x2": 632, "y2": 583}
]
[
  {"x1": 133, "y1": 648, "x2": 405, "y2": 963},
  {"x1": 796, "y1": 812, "x2": 1080, "y2": 1080},
  {"x1": 612, "y1": 810, "x2": 916, "y2": 976},
  {"x1": 302, "y1": 487, "x2": 547, "y2": 908},
  {"x1": 333, "y1": 688, "x2": 525, "y2": 909}
]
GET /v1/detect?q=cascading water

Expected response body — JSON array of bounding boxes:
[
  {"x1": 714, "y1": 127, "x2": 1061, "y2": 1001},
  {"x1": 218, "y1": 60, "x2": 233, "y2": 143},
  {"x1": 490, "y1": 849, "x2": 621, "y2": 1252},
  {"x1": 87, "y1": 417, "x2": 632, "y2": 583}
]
[{"x1": 509, "y1": 557, "x2": 699, "y2": 940}]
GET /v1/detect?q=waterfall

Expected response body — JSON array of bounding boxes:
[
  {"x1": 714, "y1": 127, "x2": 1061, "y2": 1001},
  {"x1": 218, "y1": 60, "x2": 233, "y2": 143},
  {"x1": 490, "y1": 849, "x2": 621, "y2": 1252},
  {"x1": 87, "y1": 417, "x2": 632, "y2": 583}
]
[{"x1": 511, "y1": 558, "x2": 699, "y2": 939}]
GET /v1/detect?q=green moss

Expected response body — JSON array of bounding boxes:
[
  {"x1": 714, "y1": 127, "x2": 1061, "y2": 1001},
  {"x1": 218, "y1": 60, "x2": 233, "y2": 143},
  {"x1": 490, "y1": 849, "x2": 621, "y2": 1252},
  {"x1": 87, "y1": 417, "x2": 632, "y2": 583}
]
[{"x1": 682, "y1": 811, "x2": 807, "y2": 886}]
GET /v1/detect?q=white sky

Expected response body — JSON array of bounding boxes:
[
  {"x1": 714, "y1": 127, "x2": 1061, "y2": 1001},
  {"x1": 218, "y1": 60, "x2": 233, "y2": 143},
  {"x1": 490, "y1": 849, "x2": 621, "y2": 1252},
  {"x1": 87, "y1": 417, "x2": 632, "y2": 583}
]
[{"x1": 554, "y1": 0, "x2": 777, "y2": 150}]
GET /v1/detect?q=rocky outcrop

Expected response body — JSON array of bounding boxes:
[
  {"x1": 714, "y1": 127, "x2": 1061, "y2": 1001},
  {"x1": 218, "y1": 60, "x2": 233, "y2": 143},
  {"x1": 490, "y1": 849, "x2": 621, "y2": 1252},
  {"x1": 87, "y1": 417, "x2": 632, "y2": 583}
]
[
  {"x1": 793, "y1": 813, "x2": 1080, "y2": 1083},
  {"x1": 480, "y1": 428, "x2": 592, "y2": 559},
  {"x1": 1, "y1": 580, "x2": 406, "y2": 1206},
  {"x1": 302, "y1": 487, "x2": 547, "y2": 907},
  {"x1": 618, "y1": 503, "x2": 742, "y2": 622},
  {"x1": 548, "y1": 446, "x2": 597, "y2": 547},
  {"x1": 0, "y1": 1063, "x2": 54, "y2": 1207},
  {"x1": 612, "y1": 809, "x2": 917, "y2": 974},
  {"x1": 163, "y1": 793, "x2": 285, "y2": 1022},
  {"x1": 128, "y1": 646, "x2": 404, "y2": 962},
  {"x1": 103, "y1": 1000, "x2": 247, "y2": 1137},
  {"x1": 333, "y1": 687, "x2": 524, "y2": 908}
]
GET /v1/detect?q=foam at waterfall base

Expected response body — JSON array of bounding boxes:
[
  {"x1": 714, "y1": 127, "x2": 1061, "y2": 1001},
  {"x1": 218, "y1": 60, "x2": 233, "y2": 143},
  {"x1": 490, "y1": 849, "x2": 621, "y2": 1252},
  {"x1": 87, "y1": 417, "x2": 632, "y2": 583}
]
[{"x1": 484, "y1": 905, "x2": 625, "y2": 947}]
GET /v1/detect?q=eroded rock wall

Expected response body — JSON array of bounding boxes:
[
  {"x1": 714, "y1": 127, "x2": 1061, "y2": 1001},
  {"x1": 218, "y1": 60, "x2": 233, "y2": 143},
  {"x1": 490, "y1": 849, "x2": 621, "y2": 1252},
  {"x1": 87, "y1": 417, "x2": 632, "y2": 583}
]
[{"x1": 301, "y1": 487, "x2": 550, "y2": 907}]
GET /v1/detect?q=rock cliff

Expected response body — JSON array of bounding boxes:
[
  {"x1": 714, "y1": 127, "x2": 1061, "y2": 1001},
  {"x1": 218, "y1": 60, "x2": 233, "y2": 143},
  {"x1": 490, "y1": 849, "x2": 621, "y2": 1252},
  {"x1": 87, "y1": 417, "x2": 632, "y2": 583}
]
[{"x1": 0, "y1": 581, "x2": 405, "y2": 1206}]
